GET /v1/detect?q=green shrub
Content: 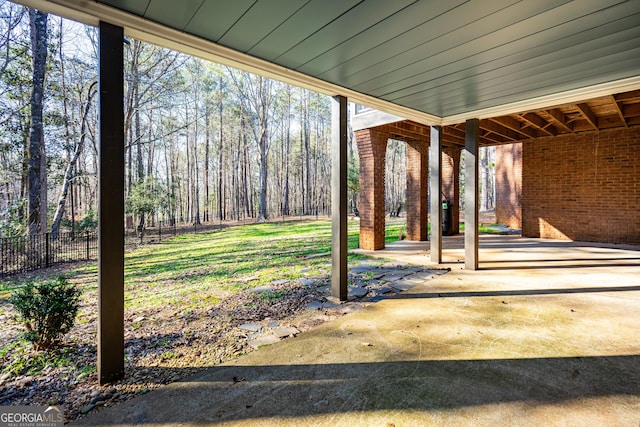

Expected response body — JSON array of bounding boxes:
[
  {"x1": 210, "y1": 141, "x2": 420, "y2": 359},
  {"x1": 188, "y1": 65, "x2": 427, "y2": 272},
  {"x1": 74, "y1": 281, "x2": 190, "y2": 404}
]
[{"x1": 9, "y1": 276, "x2": 82, "y2": 350}]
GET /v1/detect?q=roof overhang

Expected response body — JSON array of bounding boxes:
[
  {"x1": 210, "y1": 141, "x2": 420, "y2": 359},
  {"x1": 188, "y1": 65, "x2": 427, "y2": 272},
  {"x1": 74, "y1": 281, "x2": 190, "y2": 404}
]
[{"x1": 12, "y1": 0, "x2": 640, "y2": 127}]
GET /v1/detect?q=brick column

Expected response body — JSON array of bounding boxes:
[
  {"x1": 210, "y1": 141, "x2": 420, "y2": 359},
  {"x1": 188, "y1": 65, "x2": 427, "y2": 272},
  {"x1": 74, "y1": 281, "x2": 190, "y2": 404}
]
[
  {"x1": 442, "y1": 146, "x2": 461, "y2": 235},
  {"x1": 495, "y1": 143, "x2": 522, "y2": 229},
  {"x1": 406, "y1": 141, "x2": 428, "y2": 241},
  {"x1": 356, "y1": 129, "x2": 388, "y2": 250}
]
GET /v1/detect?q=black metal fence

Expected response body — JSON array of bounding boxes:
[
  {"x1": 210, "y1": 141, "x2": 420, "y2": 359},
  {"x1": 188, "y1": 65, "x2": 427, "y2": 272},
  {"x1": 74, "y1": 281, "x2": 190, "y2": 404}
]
[
  {"x1": 0, "y1": 232, "x2": 97, "y2": 279},
  {"x1": 125, "y1": 208, "x2": 330, "y2": 247},
  {"x1": 0, "y1": 207, "x2": 334, "y2": 279}
]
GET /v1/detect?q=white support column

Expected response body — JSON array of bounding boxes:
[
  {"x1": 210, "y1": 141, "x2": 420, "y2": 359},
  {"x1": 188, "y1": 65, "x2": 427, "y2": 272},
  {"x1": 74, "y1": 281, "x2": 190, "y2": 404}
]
[
  {"x1": 331, "y1": 95, "x2": 348, "y2": 301},
  {"x1": 429, "y1": 126, "x2": 442, "y2": 264},
  {"x1": 464, "y1": 119, "x2": 480, "y2": 270}
]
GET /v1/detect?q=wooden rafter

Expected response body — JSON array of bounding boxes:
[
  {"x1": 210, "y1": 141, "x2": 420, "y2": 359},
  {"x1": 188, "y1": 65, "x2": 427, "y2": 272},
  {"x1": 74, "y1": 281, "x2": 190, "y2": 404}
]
[
  {"x1": 624, "y1": 103, "x2": 640, "y2": 118},
  {"x1": 613, "y1": 90, "x2": 640, "y2": 101},
  {"x1": 481, "y1": 119, "x2": 522, "y2": 141},
  {"x1": 442, "y1": 126, "x2": 465, "y2": 146},
  {"x1": 575, "y1": 103, "x2": 598, "y2": 130},
  {"x1": 518, "y1": 112, "x2": 556, "y2": 136},
  {"x1": 490, "y1": 116, "x2": 537, "y2": 139},
  {"x1": 610, "y1": 95, "x2": 628, "y2": 128},
  {"x1": 546, "y1": 109, "x2": 573, "y2": 133},
  {"x1": 480, "y1": 130, "x2": 508, "y2": 145}
]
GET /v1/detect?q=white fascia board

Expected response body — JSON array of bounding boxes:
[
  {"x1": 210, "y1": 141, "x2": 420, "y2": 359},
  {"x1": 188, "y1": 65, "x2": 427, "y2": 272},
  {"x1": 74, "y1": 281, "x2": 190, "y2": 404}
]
[{"x1": 441, "y1": 76, "x2": 640, "y2": 125}]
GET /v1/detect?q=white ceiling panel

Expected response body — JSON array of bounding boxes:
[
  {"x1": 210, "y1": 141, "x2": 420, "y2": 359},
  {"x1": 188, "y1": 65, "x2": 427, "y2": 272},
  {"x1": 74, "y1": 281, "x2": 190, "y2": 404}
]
[
  {"x1": 184, "y1": 0, "x2": 255, "y2": 42},
  {"x1": 16, "y1": 0, "x2": 640, "y2": 122}
]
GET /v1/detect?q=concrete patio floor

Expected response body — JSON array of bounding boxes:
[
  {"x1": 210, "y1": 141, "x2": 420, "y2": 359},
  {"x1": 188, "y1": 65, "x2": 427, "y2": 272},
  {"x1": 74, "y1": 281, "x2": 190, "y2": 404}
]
[{"x1": 77, "y1": 235, "x2": 640, "y2": 426}]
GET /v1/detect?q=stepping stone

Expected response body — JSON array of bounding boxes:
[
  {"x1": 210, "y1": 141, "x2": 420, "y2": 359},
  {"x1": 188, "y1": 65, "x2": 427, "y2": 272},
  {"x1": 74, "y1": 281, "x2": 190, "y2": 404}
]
[
  {"x1": 271, "y1": 279, "x2": 290, "y2": 285},
  {"x1": 251, "y1": 285, "x2": 273, "y2": 293},
  {"x1": 382, "y1": 272, "x2": 411, "y2": 282},
  {"x1": 267, "y1": 321, "x2": 279, "y2": 328},
  {"x1": 350, "y1": 266, "x2": 376, "y2": 274},
  {"x1": 272, "y1": 327, "x2": 299, "y2": 338},
  {"x1": 322, "y1": 301, "x2": 339, "y2": 309},
  {"x1": 299, "y1": 278, "x2": 315, "y2": 287},
  {"x1": 316, "y1": 285, "x2": 330, "y2": 294},
  {"x1": 306, "y1": 301, "x2": 324, "y2": 310},
  {"x1": 349, "y1": 286, "x2": 369, "y2": 298},
  {"x1": 390, "y1": 280, "x2": 415, "y2": 291},
  {"x1": 248, "y1": 335, "x2": 280, "y2": 349},
  {"x1": 239, "y1": 323, "x2": 262, "y2": 332}
]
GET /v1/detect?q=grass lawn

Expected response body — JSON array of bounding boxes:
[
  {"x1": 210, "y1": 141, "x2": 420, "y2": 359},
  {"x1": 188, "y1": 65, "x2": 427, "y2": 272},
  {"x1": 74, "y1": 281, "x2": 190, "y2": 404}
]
[
  {"x1": 0, "y1": 218, "x2": 407, "y2": 312},
  {"x1": 0, "y1": 218, "x2": 405, "y2": 406}
]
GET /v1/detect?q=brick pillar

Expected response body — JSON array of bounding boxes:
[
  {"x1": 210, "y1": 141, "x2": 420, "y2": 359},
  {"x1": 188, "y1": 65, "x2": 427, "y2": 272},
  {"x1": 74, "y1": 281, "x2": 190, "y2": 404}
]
[
  {"x1": 356, "y1": 129, "x2": 388, "y2": 250},
  {"x1": 442, "y1": 146, "x2": 461, "y2": 235},
  {"x1": 495, "y1": 143, "x2": 522, "y2": 229},
  {"x1": 406, "y1": 141, "x2": 428, "y2": 240}
]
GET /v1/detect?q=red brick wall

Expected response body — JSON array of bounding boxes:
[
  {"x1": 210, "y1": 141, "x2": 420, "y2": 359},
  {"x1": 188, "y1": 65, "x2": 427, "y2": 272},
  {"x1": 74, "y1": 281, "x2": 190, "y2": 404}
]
[
  {"x1": 406, "y1": 141, "x2": 428, "y2": 240},
  {"x1": 442, "y1": 147, "x2": 461, "y2": 234},
  {"x1": 356, "y1": 129, "x2": 388, "y2": 250},
  {"x1": 495, "y1": 143, "x2": 522, "y2": 229},
  {"x1": 522, "y1": 128, "x2": 639, "y2": 244}
]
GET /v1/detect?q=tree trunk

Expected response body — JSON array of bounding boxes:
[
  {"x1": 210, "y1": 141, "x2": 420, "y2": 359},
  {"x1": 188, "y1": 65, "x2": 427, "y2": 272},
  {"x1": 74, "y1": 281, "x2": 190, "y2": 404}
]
[
  {"x1": 204, "y1": 104, "x2": 210, "y2": 222},
  {"x1": 257, "y1": 115, "x2": 269, "y2": 220},
  {"x1": 27, "y1": 9, "x2": 48, "y2": 235},
  {"x1": 51, "y1": 82, "x2": 97, "y2": 239},
  {"x1": 282, "y1": 86, "x2": 291, "y2": 216},
  {"x1": 217, "y1": 75, "x2": 224, "y2": 220},
  {"x1": 303, "y1": 92, "x2": 311, "y2": 216},
  {"x1": 480, "y1": 147, "x2": 488, "y2": 212}
]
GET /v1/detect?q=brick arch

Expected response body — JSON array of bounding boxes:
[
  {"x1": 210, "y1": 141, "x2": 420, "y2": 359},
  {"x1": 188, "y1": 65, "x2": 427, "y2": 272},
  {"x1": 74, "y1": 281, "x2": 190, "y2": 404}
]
[
  {"x1": 355, "y1": 128, "x2": 431, "y2": 250},
  {"x1": 355, "y1": 123, "x2": 462, "y2": 251}
]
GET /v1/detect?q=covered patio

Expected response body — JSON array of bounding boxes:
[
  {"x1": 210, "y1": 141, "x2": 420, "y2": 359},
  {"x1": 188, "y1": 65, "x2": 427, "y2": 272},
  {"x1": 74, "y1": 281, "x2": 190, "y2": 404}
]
[
  {"x1": 14, "y1": 0, "x2": 640, "y2": 392},
  {"x1": 77, "y1": 235, "x2": 640, "y2": 425}
]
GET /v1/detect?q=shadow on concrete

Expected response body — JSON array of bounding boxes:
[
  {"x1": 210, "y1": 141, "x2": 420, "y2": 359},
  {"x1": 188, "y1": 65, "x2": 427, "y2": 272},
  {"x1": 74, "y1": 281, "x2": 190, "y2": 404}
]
[
  {"x1": 484, "y1": 257, "x2": 640, "y2": 264},
  {"x1": 389, "y1": 285, "x2": 640, "y2": 300},
  {"x1": 79, "y1": 355, "x2": 640, "y2": 425},
  {"x1": 481, "y1": 261, "x2": 640, "y2": 270}
]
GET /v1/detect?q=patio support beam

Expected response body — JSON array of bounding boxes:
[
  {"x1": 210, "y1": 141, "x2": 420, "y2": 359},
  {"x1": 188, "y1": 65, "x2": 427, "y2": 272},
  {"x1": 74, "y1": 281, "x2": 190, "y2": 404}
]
[
  {"x1": 464, "y1": 119, "x2": 480, "y2": 270},
  {"x1": 331, "y1": 95, "x2": 348, "y2": 301},
  {"x1": 429, "y1": 126, "x2": 442, "y2": 264},
  {"x1": 98, "y1": 21, "x2": 125, "y2": 383}
]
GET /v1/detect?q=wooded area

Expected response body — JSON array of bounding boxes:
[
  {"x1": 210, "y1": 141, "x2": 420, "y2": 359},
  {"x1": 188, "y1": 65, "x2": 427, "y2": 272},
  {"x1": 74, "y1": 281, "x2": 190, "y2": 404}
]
[
  {"x1": 0, "y1": 3, "x2": 495, "y2": 240},
  {"x1": 0, "y1": 4, "x2": 350, "y2": 239}
]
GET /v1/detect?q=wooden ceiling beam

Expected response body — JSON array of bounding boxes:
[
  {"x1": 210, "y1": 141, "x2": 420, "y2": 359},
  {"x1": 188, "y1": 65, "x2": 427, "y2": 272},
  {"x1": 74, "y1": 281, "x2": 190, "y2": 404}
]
[
  {"x1": 518, "y1": 112, "x2": 556, "y2": 136},
  {"x1": 443, "y1": 125, "x2": 465, "y2": 138},
  {"x1": 480, "y1": 130, "x2": 508, "y2": 145},
  {"x1": 490, "y1": 116, "x2": 537, "y2": 139},
  {"x1": 480, "y1": 119, "x2": 522, "y2": 141},
  {"x1": 442, "y1": 134, "x2": 465, "y2": 146},
  {"x1": 610, "y1": 95, "x2": 628, "y2": 128},
  {"x1": 609, "y1": 95, "x2": 629, "y2": 128},
  {"x1": 575, "y1": 103, "x2": 598, "y2": 130},
  {"x1": 627, "y1": 116, "x2": 640, "y2": 126},
  {"x1": 623, "y1": 103, "x2": 640, "y2": 117},
  {"x1": 546, "y1": 109, "x2": 573, "y2": 133},
  {"x1": 613, "y1": 90, "x2": 640, "y2": 101}
]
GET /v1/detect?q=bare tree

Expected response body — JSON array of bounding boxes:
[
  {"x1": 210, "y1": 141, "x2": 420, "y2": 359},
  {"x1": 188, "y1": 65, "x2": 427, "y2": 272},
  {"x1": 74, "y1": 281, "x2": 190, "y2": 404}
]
[
  {"x1": 229, "y1": 70, "x2": 276, "y2": 220},
  {"x1": 26, "y1": 8, "x2": 47, "y2": 235},
  {"x1": 51, "y1": 81, "x2": 97, "y2": 239}
]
